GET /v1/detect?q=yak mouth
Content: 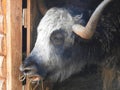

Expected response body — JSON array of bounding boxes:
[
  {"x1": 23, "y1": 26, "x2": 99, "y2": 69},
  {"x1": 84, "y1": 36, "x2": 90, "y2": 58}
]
[
  {"x1": 21, "y1": 74, "x2": 41, "y2": 81},
  {"x1": 20, "y1": 64, "x2": 47, "y2": 82},
  {"x1": 28, "y1": 75, "x2": 42, "y2": 82}
]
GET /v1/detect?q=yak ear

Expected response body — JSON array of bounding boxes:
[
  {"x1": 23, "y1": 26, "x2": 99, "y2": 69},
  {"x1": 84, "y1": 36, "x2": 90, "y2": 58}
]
[
  {"x1": 37, "y1": 0, "x2": 48, "y2": 15},
  {"x1": 72, "y1": 0, "x2": 113, "y2": 39}
]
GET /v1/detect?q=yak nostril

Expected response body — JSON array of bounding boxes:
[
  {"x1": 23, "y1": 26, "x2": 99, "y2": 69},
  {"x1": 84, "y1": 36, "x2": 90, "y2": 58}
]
[
  {"x1": 24, "y1": 69, "x2": 32, "y2": 74},
  {"x1": 23, "y1": 67, "x2": 37, "y2": 73},
  {"x1": 20, "y1": 64, "x2": 38, "y2": 75}
]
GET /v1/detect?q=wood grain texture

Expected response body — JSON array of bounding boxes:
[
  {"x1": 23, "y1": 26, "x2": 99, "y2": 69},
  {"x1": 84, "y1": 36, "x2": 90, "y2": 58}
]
[
  {"x1": 0, "y1": 34, "x2": 4, "y2": 55},
  {"x1": 26, "y1": 0, "x2": 31, "y2": 56},
  {"x1": 5, "y1": 0, "x2": 22, "y2": 90},
  {"x1": 0, "y1": 56, "x2": 4, "y2": 76},
  {"x1": 0, "y1": 15, "x2": 4, "y2": 34},
  {"x1": 0, "y1": 79, "x2": 5, "y2": 90},
  {"x1": 0, "y1": 0, "x2": 6, "y2": 89}
]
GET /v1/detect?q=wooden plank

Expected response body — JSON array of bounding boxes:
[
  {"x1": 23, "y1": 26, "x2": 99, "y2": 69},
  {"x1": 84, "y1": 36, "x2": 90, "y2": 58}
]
[
  {"x1": 5, "y1": 0, "x2": 22, "y2": 90},
  {"x1": 27, "y1": 0, "x2": 40, "y2": 54},
  {"x1": 26, "y1": 0, "x2": 31, "y2": 56},
  {"x1": 30, "y1": 0, "x2": 40, "y2": 49},
  {"x1": 25, "y1": 0, "x2": 40, "y2": 89},
  {"x1": 0, "y1": 79, "x2": 5, "y2": 90},
  {"x1": 0, "y1": 0, "x2": 2, "y2": 14},
  {"x1": 0, "y1": 56, "x2": 4, "y2": 76},
  {"x1": 0, "y1": 15, "x2": 4, "y2": 34},
  {"x1": 0, "y1": 0, "x2": 6, "y2": 90},
  {"x1": 0, "y1": 55, "x2": 6, "y2": 82},
  {"x1": 0, "y1": 34, "x2": 4, "y2": 55}
]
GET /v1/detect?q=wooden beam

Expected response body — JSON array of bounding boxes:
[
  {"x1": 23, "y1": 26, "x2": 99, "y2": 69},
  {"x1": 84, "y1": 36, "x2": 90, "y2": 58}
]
[
  {"x1": 0, "y1": 0, "x2": 7, "y2": 89},
  {"x1": 25, "y1": 0, "x2": 41, "y2": 89},
  {"x1": 26, "y1": 0, "x2": 40, "y2": 55},
  {"x1": 26, "y1": 0, "x2": 31, "y2": 56},
  {"x1": 5, "y1": 0, "x2": 22, "y2": 90}
]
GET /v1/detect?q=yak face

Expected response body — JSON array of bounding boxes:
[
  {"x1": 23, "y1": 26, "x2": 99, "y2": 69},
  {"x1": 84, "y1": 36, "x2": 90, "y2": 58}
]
[
  {"x1": 20, "y1": 8, "x2": 91, "y2": 82},
  {"x1": 20, "y1": 1, "x2": 111, "y2": 81}
]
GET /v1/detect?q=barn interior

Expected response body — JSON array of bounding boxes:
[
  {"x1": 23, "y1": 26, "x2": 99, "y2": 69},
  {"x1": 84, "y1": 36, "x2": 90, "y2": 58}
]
[{"x1": 22, "y1": 0, "x2": 120, "y2": 90}]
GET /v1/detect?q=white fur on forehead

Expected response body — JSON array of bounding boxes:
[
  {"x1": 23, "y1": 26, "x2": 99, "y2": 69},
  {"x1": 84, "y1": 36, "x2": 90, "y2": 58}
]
[
  {"x1": 32, "y1": 8, "x2": 75, "y2": 63},
  {"x1": 37, "y1": 7, "x2": 75, "y2": 36}
]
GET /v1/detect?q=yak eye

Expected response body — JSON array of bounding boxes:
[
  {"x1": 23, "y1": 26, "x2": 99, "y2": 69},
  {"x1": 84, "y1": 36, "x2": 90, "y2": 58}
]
[{"x1": 50, "y1": 30, "x2": 66, "y2": 46}]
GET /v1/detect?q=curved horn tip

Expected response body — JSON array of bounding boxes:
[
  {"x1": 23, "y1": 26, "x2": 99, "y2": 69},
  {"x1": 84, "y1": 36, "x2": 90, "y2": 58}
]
[{"x1": 72, "y1": 0, "x2": 113, "y2": 39}]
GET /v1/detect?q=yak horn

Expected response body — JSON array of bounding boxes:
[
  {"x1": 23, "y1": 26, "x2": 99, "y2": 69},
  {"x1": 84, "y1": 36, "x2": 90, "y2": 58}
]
[
  {"x1": 72, "y1": 0, "x2": 112, "y2": 39},
  {"x1": 38, "y1": 0, "x2": 48, "y2": 15}
]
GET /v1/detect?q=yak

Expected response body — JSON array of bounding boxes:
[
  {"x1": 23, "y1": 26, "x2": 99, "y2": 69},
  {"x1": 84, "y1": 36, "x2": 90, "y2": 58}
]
[{"x1": 20, "y1": 0, "x2": 119, "y2": 86}]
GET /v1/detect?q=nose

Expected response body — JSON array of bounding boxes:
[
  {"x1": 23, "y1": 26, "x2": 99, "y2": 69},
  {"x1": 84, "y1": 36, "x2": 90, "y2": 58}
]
[
  {"x1": 20, "y1": 64, "x2": 44, "y2": 82},
  {"x1": 20, "y1": 60, "x2": 47, "y2": 78},
  {"x1": 20, "y1": 64, "x2": 38, "y2": 76}
]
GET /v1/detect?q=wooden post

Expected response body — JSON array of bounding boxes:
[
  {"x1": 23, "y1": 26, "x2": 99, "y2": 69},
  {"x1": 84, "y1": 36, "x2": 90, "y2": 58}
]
[
  {"x1": 26, "y1": 0, "x2": 39, "y2": 55},
  {"x1": 0, "y1": 0, "x2": 22, "y2": 90},
  {"x1": 0, "y1": 0, "x2": 7, "y2": 89},
  {"x1": 25, "y1": 0, "x2": 40, "y2": 89},
  {"x1": 26, "y1": 0, "x2": 31, "y2": 56}
]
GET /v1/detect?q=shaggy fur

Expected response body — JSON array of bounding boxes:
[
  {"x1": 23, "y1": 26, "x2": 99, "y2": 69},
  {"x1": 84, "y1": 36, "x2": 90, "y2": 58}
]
[{"x1": 20, "y1": 6, "x2": 120, "y2": 83}]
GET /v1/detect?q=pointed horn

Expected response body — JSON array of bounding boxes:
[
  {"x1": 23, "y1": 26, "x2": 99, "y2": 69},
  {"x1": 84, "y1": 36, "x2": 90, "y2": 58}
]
[
  {"x1": 73, "y1": 0, "x2": 112, "y2": 39},
  {"x1": 37, "y1": 0, "x2": 48, "y2": 15}
]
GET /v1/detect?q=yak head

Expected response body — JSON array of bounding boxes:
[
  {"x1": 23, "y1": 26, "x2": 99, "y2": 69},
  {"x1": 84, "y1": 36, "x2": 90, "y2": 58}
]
[{"x1": 20, "y1": 0, "x2": 113, "y2": 82}]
